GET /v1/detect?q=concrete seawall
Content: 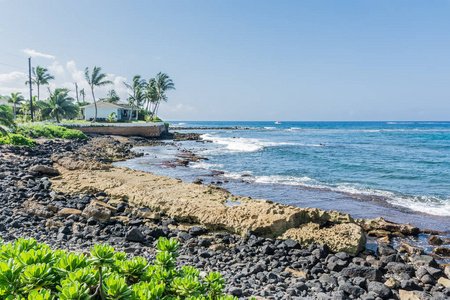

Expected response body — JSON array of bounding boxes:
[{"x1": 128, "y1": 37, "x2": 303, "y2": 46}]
[{"x1": 60, "y1": 123, "x2": 167, "y2": 138}]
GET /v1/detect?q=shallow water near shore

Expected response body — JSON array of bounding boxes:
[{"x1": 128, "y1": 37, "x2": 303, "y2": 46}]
[{"x1": 115, "y1": 121, "x2": 450, "y2": 233}]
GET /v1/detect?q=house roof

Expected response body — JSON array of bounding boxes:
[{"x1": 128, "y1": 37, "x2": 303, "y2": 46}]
[{"x1": 80, "y1": 101, "x2": 136, "y2": 110}]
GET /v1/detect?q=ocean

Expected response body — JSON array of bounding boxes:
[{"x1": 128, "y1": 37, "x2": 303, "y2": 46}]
[{"x1": 114, "y1": 121, "x2": 450, "y2": 232}]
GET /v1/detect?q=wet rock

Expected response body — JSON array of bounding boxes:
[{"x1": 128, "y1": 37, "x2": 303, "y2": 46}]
[
  {"x1": 357, "y1": 217, "x2": 420, "y2": 236},
  {"x1": 401, "y1": 242, "x2": 425, "y2": 255},
  {"x1": 377, "y1": 243, "x2": 397, "y2": 256},
  {"x1": 428, "y1": 236, "x2": 444, "y2": 246},
  {"x1": 433, "y1": 247, "x2": 450, "y2": 257},
  {"x1": 29, "y1": 165, "x2": 60, "y2": 175}
]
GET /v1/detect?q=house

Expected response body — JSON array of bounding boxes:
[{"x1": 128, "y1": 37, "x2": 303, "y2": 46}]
[{"x1": 80, "y1": 101, "x2": 139, "y2": 121}]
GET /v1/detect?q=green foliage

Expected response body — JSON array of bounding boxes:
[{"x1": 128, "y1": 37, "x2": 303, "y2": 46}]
[
  {"x1": 146, "y1": 116, "x2": 163, "y2": 123},
  {"x1": 0, "y1": 134, "x2": 36, "y2": 146},
  {"x1": 17, "y1": 124, "x2": 87, "y2": 140},
  {"x1": 0, "y1": 104, "x2": 16, "y2": 136},
  {"x1": 0, "y1": 237, "x2": 238, "y2": 300},
  {"x1": 106, "y1": 112, "x2": 117, "y2": 122},
  {"x1": 40, "y1": 89, "x2": 79, "y2": 123}
]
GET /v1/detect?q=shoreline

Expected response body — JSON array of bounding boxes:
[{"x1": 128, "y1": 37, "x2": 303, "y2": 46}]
[
  {"x1": 117, "y1": 139, "x2": 449, "y2": 233},
  {"x1": 1, "y1": 135, "x2": 450, "y2": 299}
]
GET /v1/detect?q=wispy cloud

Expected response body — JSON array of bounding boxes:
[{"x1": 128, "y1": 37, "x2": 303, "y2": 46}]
[{"x1": 21, "y1": 49, "x2": 55, "y2": 59}]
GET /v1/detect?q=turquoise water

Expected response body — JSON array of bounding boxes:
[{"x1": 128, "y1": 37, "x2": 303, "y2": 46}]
[{"x1": 117, "y1": 121, "x2": 450, "y2": 231}]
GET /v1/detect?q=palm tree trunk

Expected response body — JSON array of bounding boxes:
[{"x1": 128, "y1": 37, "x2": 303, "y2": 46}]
[
  {"x1": 13, "y1": 104, "x2": 16, "y2": 119},
  {"x1": 37, "y1": 83, "x2": 40, "y2": 101},
  {"x1": 91, "y1": 87, "x2": 97, "y2": 123}
]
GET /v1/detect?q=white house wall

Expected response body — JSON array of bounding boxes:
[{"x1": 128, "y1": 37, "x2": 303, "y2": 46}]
[{"x1": 84, "y1": 107, "x2": 118, "y2": 120}]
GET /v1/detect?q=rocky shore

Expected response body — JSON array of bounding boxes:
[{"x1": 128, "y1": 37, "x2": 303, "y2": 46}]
[{"x1": 1, "y1": 136, "x2": 450, "y2": 299}]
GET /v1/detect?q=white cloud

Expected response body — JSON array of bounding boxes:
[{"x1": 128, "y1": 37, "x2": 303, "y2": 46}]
[
  {"x1": 48, "y1": 61, "x2": 65, "y2": 77},
  {"x1": 0, "y1": 60, "x2": 129, "y2": 102},
  {"x1": 0, "y1": 71, "x2": 28, "y2": 96},
  {"x1": 21, "y1": 49, "x2": 55, "y2": 59}
]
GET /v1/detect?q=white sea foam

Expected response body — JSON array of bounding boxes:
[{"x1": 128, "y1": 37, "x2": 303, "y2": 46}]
[
  {"x1": 190, "y1": 161, "x2": 224, "y2": 169},
  {"x1": 264, "y1": 127, "x2": 276, "y2": 130}
]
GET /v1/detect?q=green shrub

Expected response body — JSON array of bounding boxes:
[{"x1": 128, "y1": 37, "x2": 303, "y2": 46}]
[
  {"x1": 0, "y1": 237, "x2": 241, "y2": 300},
  {"x1": 17, "y1": 124, "x2": 87, "y2": 140},
  {"x1": 0, "y1": 134, "x2": 36, "y2": 146}
]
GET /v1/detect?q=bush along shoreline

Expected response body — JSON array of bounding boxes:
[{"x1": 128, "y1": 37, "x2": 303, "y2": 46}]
[
  {"x1": 0, "y1": 137, "x2": 450, "y2": 299},
  {"x1": 0, "y1": 237, "x2": 239, "y2": 300},
  {"x1": 0, "y1": 124, "x2": 87, "y2": 146}
]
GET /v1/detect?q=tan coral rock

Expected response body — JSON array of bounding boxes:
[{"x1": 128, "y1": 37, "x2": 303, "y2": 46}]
[
  {"x1": 356, "y1": 217, "x2": 419, "y2": 236},
  {"x1": 282, "y1": 222, "x2": 366, "y2": 256},
  {"x1": 57, "y1": 208, "x2": 82, "y2": 217},
  {"x1": 81, "y1": 203, "x2": 111, "y2": 222},
  {"x1": 45, "y1": 220, "x2": 64, "y2": 231},
  {"x1": 21, "y1": 201, "x2": 54, "y2": 218},
  {"x1": 285, "y1": 268, "x2": 308, "y2": 279},
  {"x1": 399, "y1": 289, "x2": 421, "y2": 300},
  {"x1": 50, "y1": 165, "x2": 365, "y2": 255}
]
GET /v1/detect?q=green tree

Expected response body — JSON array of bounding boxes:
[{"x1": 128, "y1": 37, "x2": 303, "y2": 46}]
[
  {"x1": 124, "y1": 75, "x2": 145, "y2": 122},
  {"x1": 0, "y1": 104, "x2": 15, "y2": 136},
  {"x1": 79, "y1": 88, "x2": 86, "y2": 102},
  {"x1": 144, "y1": 78, "x2": 158, "y2": 121},
  {"x1": 85, "y1": 66, "x2": 113, "y2": 122},
  {"x1": 5, "y1": 92, "x2": 25, "y2": 119},
  {"x1": 41, "y1": 88, "x2": 80, "y2": 123},
  {"x1": 105, "y1": 89, "x2": 120, "y2": 103},
  {"x1": 26, "y1": 66, "x2": 55, "y2": 100},
  {"x1": 153, "y1": 72, "x2": 175, "y2": 118}
]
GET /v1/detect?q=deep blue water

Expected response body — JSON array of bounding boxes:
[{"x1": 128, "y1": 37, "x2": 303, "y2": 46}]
[{"x1": 116, "y1": 121, "x2": 450, "y2": 231}]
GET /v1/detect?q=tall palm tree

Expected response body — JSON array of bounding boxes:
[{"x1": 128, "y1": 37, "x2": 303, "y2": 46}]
[
  {"x1": 40, "y1": 88, "x2": 79, "y2": 123},
  {"x1": 153, "y1": 72, "x2": 175, "y2": 118},
  {"x1": 0, "y1": 104, "x2": 15, "y2": 136},
  {"x1": 145, "y1": 78, "x2": 158, "y2": 122},
  {"x1": 123, "y1": 75, "x2": 145, "y2": 122},
  {"x1": 79, "y1": 88, "x2": 86, "y2": 102},
  {"x1": 25, "y1": 66, "x2": 55, "y2": 100},
  {"x1": 85, "y1": 66, "x2": 113, "y2": 122},
  {"x1": 5, "y1": 92, "x2": 25, "y2": 119}
]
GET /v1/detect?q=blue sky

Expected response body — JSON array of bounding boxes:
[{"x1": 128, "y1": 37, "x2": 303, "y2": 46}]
[{"x1": 0, "y1": 0, "x2": 449, "y2": 121}]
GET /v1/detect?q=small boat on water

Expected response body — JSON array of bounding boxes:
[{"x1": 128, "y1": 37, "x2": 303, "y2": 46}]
[{"x1": 275, "y1": 121, "x2": 282, "y2": 124}]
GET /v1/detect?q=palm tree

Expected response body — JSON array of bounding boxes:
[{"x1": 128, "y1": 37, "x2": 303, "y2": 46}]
[
  {"x1": 123, "y1": 75, "x2": 145, "y2": 122},
  {"x1": 40, "y1": 88, "x2": 79, "y2": 123},
  {"x1": 5, "y1": 92, "x2": 25, "y2": 119},
  {"x1": 144, "y1": 78, "x2": 158, "y2": 122},
  {"x1": 79, "y1": 88, "x2": 86, "y2": 102},
  {"x1": 19, "y1": 100, "x2": 32, "y2": 122},
  {"x1": 152, "y1": 72, "x2": 175, "y2": 118},
  {"x1": 85, "y1": 66, "x2": 113, "y2": 122},
  {"x1": 105, "y1": 89, "x2": 120, "y2": 103},
  {"x1": 0, "y1": 104, "x2": 15, "y2": 136},
  {"x1": 25, "y1": 66, "x2": 55, "y2": 100}
]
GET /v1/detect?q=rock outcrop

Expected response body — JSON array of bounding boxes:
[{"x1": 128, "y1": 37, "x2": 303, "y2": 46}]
[{"x1": 51, "y1": 165, "x2": 366, "y2": 255}]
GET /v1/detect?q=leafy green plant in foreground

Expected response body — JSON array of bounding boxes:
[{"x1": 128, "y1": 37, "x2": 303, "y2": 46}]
[
  {"x1": 0, "y1": 237, "x2": 241, "y2": 300},
  {"x1": 0, "y1": 134, "x2": 36, "y2": 146}
]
